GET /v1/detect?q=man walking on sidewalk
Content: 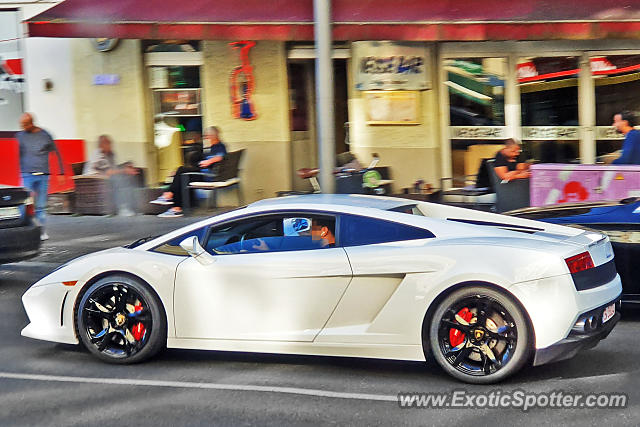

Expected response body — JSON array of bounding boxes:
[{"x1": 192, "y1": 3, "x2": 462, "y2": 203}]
[{"x1": 17, "y1": 112, "x2": 64, "y2": 241}]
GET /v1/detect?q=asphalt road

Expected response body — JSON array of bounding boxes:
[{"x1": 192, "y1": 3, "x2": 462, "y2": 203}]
[{"x1": 0, "y1": 214, "x2": 638, "y2": 426}]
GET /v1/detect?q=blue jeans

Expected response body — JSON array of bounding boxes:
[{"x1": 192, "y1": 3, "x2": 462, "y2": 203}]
[{"x1": 21, "y1": 173, "x2": 49, "y2": 227}]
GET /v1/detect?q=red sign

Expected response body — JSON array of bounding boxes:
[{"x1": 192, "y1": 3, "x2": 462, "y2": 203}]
[
  {"x1": 0, "y1": 138, "x2": 85, "y2": 193},
  {"x1": 1, "y1": 58, "x2": 23, "y2": 76}
]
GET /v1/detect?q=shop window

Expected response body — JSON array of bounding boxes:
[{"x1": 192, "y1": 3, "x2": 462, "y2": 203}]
[
  {"x1": 445, "y1": 58, "x2": 506, "y2": 186},
  {"x1": 518, "y1": 56, "x2": 580, "y2": 164},
  {"x1": 446, "y1": 58, "x2": 505, "y2": 126},
  {"x1": 594, "y1": 55, "x2": 640, "y2": 161}
]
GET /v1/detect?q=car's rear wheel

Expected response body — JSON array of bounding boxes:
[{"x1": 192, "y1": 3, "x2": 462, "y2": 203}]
[
  {"x1": 76, "y1": 275, "x2": 166, "y2": 364},
  {"x1": 428, "y1": 286, "x2": 531, "y2": 384}
]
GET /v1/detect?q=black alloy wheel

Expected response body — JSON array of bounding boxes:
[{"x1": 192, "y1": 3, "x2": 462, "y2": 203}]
[
  {"x1": 428, "y1": 286, "x2": 531, "y2": 384},
  {"x1": 76, "y1": 275, "x2": 166, "y2": 363}
]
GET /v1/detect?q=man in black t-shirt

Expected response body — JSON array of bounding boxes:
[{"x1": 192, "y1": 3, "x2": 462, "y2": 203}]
[{"x1": 493, "y1": 138, "x2": 530, "y2": 182}]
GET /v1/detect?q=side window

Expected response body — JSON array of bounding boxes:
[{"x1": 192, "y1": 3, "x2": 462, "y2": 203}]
[
  {"x1": 339, "y1": 214, "x2": 434, "y2": 247},
  {"x1": 205, "y1": 214, "x2": 336, "y2": 255},
  {"x1": 151, "y1": 226, "x2": 209, "y2": 256}
]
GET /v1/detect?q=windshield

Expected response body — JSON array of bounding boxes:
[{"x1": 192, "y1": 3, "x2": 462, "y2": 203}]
[{"x1": 125, "y1": 235, "x2": 159, "y2": 249}]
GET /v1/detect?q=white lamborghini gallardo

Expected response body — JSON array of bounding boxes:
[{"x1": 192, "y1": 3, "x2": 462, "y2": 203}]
[{"x1": 21, "y1": 195, "x2": 621, "y2": 383}]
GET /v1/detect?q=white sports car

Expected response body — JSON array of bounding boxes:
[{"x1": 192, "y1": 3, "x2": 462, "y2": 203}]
[{"x1": 22, "y1": 194, "x2": 622, "y2": 383}]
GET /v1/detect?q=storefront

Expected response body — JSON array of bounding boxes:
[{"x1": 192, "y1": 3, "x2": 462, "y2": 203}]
[
  {"x1": 440, "y1": 42, "x2": 640, "y2": 187},
  {"x1": 22, "y1": 0, "x2": 640, "y2": 201}
]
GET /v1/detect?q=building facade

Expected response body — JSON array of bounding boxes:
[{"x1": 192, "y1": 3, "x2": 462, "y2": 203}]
[{"x1": 6, "y1": 1, "x2": 640, "y2": 202}]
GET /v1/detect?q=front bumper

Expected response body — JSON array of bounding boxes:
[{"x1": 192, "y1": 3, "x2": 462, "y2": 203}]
[
  {"x1": 21, "y1": 281, "x2": 79, "y2": 345},
  {"x1": 0, "y1": 224, "x2": 41, "y2": 263},
  {"x1": 533, "y1": 297, "x2": 621, "y2": 366}
]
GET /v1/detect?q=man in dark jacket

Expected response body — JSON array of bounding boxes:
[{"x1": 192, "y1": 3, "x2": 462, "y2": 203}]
[
  {"x1": 17, "y1": 113, "x2": 64, "y2": 240},
  {"x1": 612, "y1": 111, "x2": 640, "y2": 165},
  {"x1": 152, "y1": 126, "x2": 227, "y2": 217}
]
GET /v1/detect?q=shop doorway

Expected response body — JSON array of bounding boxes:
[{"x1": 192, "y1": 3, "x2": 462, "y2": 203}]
[
  {"x1": 144, "y1": 41, "x2": 203, "y2": 184},
  {"x1": 287, "y1": 59, "x2": 348, "y2": 191}
]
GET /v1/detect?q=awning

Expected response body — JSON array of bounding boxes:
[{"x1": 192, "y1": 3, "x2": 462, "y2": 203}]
[{"x1": 26, "y1": 0, "x2": 640, "y2": 41}]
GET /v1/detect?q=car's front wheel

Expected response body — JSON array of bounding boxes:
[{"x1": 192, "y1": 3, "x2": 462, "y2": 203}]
[
  {"x1": 428, "y1": 286, "x2": 531, "y2": 384},
  {"x1": 76, "y1": 275, "x2": 166, "y2": 363}
]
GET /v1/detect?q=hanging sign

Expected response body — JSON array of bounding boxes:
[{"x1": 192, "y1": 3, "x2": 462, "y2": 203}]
[
  {"x1": 354, "y1": 41, "x2": 429, "y2": 91},
  {"x1": 229, "y1": 41, "x2": 257, "y2": 120}
]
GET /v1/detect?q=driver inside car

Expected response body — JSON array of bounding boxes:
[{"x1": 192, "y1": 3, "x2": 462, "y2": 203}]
[
  {"x1": 309, "y1": 219, "x2": 336, "y2": 248},
  {"x1": 211, "y1": 217, "x2": 335, "y2": 254}
]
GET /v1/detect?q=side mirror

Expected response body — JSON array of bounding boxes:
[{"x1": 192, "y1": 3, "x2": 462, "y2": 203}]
[{"x1": 179, "y1": 236, "x2": 215, "y2": 265}]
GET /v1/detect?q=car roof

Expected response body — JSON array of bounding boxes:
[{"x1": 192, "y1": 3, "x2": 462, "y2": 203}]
[{"x1": 249, "y1": 194, "x2": 412, "y2": 211}]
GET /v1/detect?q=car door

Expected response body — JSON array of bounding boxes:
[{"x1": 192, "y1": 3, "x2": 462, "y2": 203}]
[
  {"x1": 316, "y1": 213, "x2": 437, "y2": 345},
  {"x1": 173, "y1": 213, "x2": 352, "y2": 341}
]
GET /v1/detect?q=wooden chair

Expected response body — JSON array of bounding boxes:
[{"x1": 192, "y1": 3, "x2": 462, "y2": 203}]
[{"x1": 181, "y1": 149, "x2": 246, "y2": 212}]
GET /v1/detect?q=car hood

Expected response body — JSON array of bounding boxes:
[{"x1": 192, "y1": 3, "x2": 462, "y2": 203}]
[{"x1": 30, "y1": 247, "x2": 137, "y2": 288}]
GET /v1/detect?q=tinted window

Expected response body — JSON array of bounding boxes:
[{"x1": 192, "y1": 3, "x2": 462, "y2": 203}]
[
  {"x1": 339, "y1": 214, "x2": 434, "y2": 247},
  {"x1": 205, "y1": 214, "x2": 336, "y2": 255},
  {"x1": 151, "y1": 226, "x2": 209, "y2": 256}
]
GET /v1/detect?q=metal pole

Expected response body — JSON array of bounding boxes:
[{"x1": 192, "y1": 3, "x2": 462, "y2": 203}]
[
  {"x1": 505, "y1": 53, "x2": 522, "y2": 141},
  {"x1": 314, "y1": 0, "x2": 336, "y2": 193},
  {"x1": 579, "y1": 52, "x2": 596, "y2": 164}
]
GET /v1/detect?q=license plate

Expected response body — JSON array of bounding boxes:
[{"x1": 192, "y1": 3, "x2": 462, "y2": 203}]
[
  {"x1": 0, "y1": 206, "x2": 20, "y2": 220},
  {"x1": 602, "y1": 303, "x2": 616, "y2": 324}
]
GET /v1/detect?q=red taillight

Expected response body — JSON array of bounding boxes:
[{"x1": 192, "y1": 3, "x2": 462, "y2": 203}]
[
  {"x1": 566, "y1": 251, "x2": 594, "y2": 274},
  {"x1": 25, "y1": 203, "x2": 35, "y2": 218}
]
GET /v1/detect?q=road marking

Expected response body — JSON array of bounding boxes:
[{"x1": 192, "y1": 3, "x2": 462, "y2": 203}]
[{"x1": 0, "y1": 372, "x2": 397, "y2": 402}]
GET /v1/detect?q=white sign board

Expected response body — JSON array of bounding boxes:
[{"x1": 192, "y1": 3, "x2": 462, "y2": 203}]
[
  {"x1": 450, "y1": 126, "x2": 507, "y2": 140},
  {"x1": 0, "y1": 10, "x2": 24, "y2": 132},
  {"x1": 522, "y1": 126, "x2": 580, "y2": 140},
  {"x1": 596, "y1": 126, "x2": 625, "y2": 140},
  {"x1": 354, "y1": 41, "x2": 429, "y2": 91}
]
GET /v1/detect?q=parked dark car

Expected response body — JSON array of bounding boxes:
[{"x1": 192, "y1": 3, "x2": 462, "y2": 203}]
[
  {"x1": 507, "y1": 198, "x2": 640, "y2": 305},
  {"x1": 0, "y1": 185, "x2": 41, "y2": 263}
]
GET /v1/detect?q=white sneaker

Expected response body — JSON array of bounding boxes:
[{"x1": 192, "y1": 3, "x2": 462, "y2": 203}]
[
  {"x1": 150, "y1": 195, "x2": 173, "y2": 205},
  {"x1": 157, "y1": 209, "x2": 183, "y2": 218},
  {"x1": 40, "y1": 232, "x2": 49, "y2": 241}
]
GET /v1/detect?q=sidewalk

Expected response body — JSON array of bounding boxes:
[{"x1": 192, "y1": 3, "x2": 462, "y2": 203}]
[{"x1": 22, "y1": 209, "x2": 233, "y2": 266}]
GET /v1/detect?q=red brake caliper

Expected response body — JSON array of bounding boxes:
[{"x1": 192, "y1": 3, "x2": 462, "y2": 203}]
[
  {"x1": 449, "y1": 307, "x2": 473, "y2": 348},
  {"x1": 131, "y1": 303, "x2": 146, "y2": 341}
]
